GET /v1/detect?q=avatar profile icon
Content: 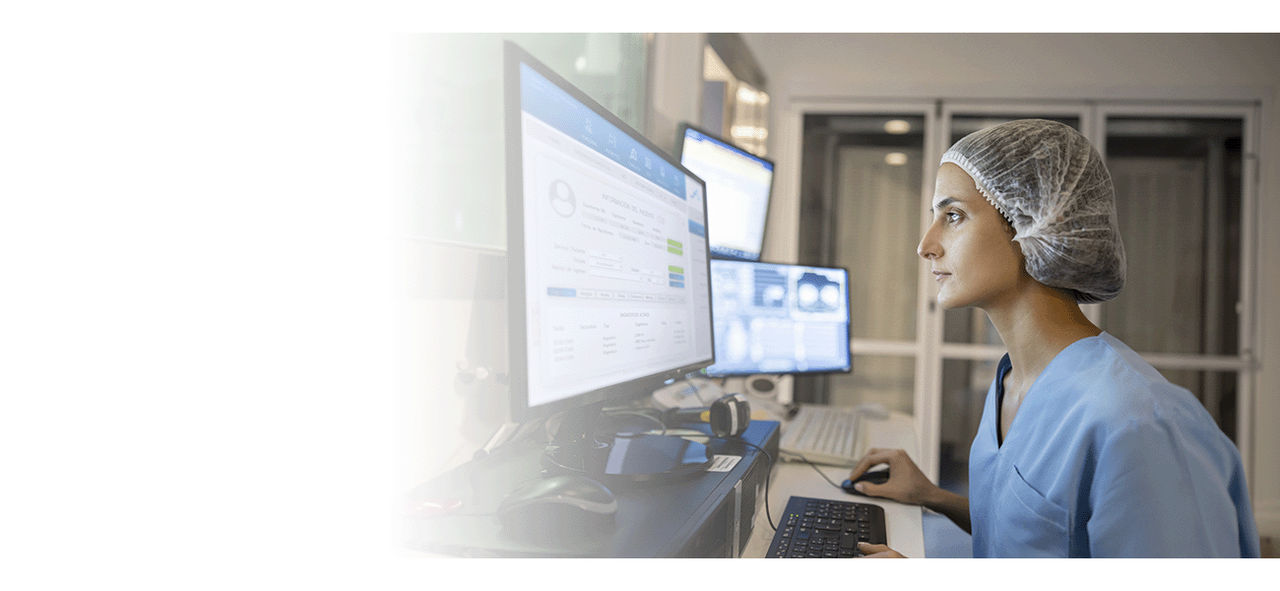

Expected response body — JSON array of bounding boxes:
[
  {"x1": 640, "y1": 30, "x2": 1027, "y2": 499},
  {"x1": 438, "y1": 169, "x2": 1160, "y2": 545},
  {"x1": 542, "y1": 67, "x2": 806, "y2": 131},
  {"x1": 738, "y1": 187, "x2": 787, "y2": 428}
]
[{"x1": 548, "y1": 179, "x2": 577, "y2": 217}]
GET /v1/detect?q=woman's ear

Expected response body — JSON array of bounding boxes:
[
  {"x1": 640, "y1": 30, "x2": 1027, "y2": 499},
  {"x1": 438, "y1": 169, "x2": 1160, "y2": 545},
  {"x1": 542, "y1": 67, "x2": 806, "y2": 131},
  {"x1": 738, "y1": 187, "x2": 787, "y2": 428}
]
[{"x1": 1006, "y1": 225, "x2": 1028, "y2": 270}]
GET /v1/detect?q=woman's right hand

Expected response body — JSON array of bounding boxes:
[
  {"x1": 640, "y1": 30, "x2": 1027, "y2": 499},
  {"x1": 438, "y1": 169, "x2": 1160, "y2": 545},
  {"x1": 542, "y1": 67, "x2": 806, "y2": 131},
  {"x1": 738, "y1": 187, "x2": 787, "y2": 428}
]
[{"x1": 847, "y1": 448, "x2": 938, "y2": 507}]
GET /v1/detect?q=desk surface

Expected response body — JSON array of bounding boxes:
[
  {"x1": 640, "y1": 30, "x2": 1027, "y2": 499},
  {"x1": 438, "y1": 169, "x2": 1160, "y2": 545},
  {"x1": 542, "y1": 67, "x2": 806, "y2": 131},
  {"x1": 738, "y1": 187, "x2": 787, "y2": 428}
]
[{"x1": 742, "y1": 410, "x2": 925, "y2": 558}]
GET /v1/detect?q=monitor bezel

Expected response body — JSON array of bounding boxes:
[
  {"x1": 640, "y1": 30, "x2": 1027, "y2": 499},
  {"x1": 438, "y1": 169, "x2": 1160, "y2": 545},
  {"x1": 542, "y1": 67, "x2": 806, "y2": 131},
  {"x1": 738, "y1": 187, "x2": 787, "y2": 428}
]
[
  {"x1": 675, "y1": 122, "x2": 776, "y2": 263},
  {"x1": 702, "y1": 259, "x2": 853, "y2": 378},
  {"x1": 504, "y1": 41, "x2": 716, "y2": 423}
]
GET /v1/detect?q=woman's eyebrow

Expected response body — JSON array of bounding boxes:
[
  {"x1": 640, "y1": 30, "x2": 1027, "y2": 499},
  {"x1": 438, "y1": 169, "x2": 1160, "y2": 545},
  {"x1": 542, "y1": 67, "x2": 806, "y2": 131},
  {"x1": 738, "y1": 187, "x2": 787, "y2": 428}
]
[{"x1": 930, "y1": 197, "x2": 958, "y2": 214}]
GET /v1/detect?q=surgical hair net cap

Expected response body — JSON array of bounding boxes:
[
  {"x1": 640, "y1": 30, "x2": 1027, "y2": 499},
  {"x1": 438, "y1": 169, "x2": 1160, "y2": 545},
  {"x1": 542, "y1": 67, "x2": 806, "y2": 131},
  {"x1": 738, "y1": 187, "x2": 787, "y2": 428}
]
[{"x1": 940, "y1": 119, "x2": 1126, "y2": 303}]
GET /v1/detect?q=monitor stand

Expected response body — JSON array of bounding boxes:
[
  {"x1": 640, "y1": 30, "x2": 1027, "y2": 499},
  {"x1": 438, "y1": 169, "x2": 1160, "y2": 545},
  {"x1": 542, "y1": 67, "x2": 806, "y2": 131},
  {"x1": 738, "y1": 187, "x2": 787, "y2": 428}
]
[{"x1": 541, "y1": 401, "x2": 712, "y2": 484}]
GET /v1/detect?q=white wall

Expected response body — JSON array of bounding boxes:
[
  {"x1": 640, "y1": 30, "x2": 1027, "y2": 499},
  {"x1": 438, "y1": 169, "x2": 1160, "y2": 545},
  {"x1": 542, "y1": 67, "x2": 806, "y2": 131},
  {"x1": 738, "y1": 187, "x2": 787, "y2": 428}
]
[
  {"x1": 741, "y1": 32, "x2": 1280, "y2": 542},
  {"x1": 647, "y1": 33, "x2": 707, "y2": 154}
]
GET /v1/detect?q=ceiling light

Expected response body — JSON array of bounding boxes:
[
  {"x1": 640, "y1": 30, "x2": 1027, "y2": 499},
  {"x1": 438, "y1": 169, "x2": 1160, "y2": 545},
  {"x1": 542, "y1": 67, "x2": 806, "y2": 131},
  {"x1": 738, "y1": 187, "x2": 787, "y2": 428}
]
[
  {"x1": 731, "y1": 126, "x2": 768, "y2": 140},
  {"x1": 736, "y1": 87, "x2": 769, "y2": 105},
  {"x1": 884, "y1": 152, "x2": 908, "y2": 166},
  {"x1": 884, "y1": 119, "x2": 911, "y2": 135}
]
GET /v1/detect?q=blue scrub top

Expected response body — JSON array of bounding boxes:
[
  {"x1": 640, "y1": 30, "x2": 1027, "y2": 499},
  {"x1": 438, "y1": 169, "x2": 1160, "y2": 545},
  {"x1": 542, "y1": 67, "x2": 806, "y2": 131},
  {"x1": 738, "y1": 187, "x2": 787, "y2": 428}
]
[{"x1": 968, "y1": 332, "x2": 1259, "y2": 557}]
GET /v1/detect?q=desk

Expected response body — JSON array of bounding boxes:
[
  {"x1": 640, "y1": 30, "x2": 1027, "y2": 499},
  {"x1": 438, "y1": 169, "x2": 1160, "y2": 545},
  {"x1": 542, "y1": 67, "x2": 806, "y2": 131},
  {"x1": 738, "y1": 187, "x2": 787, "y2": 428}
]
[
  {"x1": 741, "y1": 411, "x2": 925, "y2": 558},
  {"x1": 406, "y1": 420, "x2": 777, "y2": 557},
  {"x1": 405, "y1": 408, "x2": 924, "y2": 558}
]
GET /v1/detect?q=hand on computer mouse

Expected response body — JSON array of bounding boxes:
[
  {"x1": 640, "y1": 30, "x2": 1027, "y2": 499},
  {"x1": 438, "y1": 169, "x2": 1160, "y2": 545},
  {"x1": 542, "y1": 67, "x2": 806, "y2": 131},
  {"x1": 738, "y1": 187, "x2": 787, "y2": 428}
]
[
  {"x1": 841, "y1": 468, "x2": 889, "y2": 496},
  {"x1": 846, "y1": 448, "x2": 938, "y2": 506}
]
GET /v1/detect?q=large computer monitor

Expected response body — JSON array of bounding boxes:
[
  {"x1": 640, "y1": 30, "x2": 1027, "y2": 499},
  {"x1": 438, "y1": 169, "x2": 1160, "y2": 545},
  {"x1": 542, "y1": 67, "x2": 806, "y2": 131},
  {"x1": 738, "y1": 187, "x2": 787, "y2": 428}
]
[
  {"x1": 504, "y1": 42, "x2": 715, "y2": 425},
  {"x1": 703, "y1": 259, "x2": 851, "y2": 377},
  {"x1": 677, "y1": 123, "x2": 775, "y2": 262}
]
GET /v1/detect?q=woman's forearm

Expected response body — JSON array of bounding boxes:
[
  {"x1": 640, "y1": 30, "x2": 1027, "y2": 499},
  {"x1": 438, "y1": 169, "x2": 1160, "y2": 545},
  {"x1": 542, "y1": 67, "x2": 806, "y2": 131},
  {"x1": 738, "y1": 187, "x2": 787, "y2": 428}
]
[{"x1": 923, "y1": 487, "x2": 971, "y2": 534}]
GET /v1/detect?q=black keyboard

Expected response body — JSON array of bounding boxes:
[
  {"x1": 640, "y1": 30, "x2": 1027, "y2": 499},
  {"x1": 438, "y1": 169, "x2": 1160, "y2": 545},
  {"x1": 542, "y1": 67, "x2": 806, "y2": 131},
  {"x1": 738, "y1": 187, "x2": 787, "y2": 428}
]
[{"x1": 765, "y1": 496, "x2": 887, "y2": 558}]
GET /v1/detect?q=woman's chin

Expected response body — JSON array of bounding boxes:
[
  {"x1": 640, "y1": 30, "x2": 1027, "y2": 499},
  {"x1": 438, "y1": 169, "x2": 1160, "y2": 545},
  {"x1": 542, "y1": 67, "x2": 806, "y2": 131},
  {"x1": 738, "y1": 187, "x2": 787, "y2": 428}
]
[{"x1": 935, "y1": 291, "x2": 969, "y2": 310}]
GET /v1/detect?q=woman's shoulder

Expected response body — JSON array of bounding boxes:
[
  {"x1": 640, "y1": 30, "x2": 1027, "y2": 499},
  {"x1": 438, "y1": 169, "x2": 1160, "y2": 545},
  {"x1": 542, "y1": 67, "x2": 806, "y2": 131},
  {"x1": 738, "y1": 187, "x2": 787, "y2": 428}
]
[
  {"x1": 1058, "y1": 333, "x2": 1218, "y2": 438},
  {"x1": 1053, "y1": 332, "x2": 1166, "y2": 386}
]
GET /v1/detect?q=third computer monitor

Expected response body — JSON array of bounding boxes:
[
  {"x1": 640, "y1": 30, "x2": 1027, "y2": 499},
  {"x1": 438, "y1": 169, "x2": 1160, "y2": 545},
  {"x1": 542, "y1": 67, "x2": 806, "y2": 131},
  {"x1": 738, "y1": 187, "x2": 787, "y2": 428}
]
[
  {"x1": 704, "y1": 259, "x2": 851, "y2": 377},
  {"x1": 677, "y1": 124, "x2": 774, "y2": 262}
]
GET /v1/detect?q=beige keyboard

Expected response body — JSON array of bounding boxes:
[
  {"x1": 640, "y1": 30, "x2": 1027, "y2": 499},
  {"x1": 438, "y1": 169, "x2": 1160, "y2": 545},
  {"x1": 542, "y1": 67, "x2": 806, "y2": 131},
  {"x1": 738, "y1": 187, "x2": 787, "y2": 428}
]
[{"x1": 779, "y1": 404, "x2": 862, "y2": 466}]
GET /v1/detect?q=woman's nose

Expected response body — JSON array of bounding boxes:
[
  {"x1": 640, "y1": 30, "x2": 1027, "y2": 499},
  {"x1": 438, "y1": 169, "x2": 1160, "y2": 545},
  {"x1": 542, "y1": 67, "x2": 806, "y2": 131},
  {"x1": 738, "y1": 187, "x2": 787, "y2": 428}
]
[{"x1": 918, "y1": 224, "x2": 941, "y2": 260}]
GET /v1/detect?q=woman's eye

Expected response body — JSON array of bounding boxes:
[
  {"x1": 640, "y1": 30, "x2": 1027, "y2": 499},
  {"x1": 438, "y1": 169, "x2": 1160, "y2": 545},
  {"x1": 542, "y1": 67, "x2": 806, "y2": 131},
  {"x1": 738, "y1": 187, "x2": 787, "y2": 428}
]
[{"x1": 945, "y1": 211, "x2": 962, "y2": 223}]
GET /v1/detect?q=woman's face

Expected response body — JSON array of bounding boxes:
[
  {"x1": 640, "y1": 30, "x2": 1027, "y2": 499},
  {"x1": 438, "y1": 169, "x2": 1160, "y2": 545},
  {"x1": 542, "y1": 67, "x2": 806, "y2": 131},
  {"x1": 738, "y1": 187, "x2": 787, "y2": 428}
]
[{"x1": 918, "y1": 163, "x2": 1027, "y2": 310}]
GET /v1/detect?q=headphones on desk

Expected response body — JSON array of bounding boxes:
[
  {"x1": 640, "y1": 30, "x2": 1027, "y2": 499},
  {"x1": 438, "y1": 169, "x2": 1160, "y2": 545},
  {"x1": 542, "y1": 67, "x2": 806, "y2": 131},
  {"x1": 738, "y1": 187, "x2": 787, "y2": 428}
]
[{"x1": 663, "y1": 393, "x2": 751, "y2": 438}]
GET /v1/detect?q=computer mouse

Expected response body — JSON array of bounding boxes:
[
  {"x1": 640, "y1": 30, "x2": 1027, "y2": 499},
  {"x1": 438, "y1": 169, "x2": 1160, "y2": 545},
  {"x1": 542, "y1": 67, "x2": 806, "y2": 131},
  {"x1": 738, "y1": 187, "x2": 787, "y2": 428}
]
[
  {"x1": 841, "y1": 468, "x2": 890, "y2": 496},
  {"x1": 497, "y1": 475, "x2": 618, "y2": 539}
]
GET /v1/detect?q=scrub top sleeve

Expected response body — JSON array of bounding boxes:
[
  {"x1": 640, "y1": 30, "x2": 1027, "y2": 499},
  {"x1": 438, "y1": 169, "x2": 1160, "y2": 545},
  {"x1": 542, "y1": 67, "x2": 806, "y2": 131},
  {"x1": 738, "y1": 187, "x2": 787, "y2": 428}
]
[{"x1": 1087, "y1": 419, "x2": 1244, "y2": 557}]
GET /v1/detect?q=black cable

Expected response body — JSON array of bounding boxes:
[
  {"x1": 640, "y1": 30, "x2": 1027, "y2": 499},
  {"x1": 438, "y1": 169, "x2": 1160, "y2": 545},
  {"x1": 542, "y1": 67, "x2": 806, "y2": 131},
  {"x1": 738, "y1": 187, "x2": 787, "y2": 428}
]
[
  {"x1": 549, "y1": 405, "x2": 783, "y2": 533},
  {"x1": 685, "y1": 374, "x2": 711, "y2": 405},
  {"x1": 599, "y1": 408, "x2": 668, "y2": 435},
  {"x1": 725, "y1": 438, "x2": 778, "y2": 532},
  {"x1": 608, "y1": 425, "x2": 780, "y2": 533},
  {"x1": 540, "y1": 444, "x2": 589, "y2": 474},
  {"x1": 602, "y1": 405, "x2": 784, "y2": 532},
  {"x1": 780, "y1": 452, "x2": 847, "y2": 491}
]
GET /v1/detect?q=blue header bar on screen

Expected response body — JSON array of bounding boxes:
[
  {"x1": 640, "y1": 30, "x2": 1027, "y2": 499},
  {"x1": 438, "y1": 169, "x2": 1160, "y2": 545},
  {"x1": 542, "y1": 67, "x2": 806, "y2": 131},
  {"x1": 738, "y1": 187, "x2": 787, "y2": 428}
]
[
  {"x1": 684, "y1": 127, "x2": 774, "y2": 172},
  {"x1": 520, "y1": 63, "x2": 688, "y2": 199}
]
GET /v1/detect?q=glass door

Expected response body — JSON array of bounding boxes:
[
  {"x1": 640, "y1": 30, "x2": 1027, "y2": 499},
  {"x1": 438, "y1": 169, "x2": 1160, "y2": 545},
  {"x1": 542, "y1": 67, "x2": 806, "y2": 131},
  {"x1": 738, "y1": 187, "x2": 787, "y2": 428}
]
[
  {"x1": 794, "y1": 106, "x2": 935, "y2": 418},
  {"x1": 1094, "y1": 107, "x2": 1257, "y2": 476}
]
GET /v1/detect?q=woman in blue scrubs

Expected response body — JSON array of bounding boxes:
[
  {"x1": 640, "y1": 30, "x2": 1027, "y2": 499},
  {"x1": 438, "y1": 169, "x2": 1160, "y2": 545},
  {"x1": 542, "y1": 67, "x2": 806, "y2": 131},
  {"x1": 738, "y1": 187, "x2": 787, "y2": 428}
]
[{"x1": 848, "y1": 119, "x2": 1259, "y2": 558}]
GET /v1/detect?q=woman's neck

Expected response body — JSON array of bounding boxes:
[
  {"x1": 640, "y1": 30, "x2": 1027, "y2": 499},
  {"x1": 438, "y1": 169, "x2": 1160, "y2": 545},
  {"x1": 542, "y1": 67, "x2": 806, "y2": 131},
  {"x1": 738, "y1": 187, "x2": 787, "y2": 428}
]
[{"x1": 984, "y1": 282, "x2": 1101, "y2": 386}]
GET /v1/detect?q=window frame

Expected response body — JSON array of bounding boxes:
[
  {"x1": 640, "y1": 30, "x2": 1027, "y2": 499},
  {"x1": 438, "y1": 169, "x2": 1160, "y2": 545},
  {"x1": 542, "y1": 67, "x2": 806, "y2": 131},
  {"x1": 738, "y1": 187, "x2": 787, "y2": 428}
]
[{"x1": 1092, "y1": 102, "x2": 1260, "y2": 478}]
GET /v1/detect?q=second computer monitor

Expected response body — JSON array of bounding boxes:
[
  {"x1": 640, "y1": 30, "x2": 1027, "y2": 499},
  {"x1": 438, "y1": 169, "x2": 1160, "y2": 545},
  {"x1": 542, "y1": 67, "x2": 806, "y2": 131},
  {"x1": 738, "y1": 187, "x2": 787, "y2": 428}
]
[
  {"x1": 677, "y1": 124, "x2": 774, "y2": 262},
  {"x1": 704, "y1": 260, "x2": 851, "y2": 377}
]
